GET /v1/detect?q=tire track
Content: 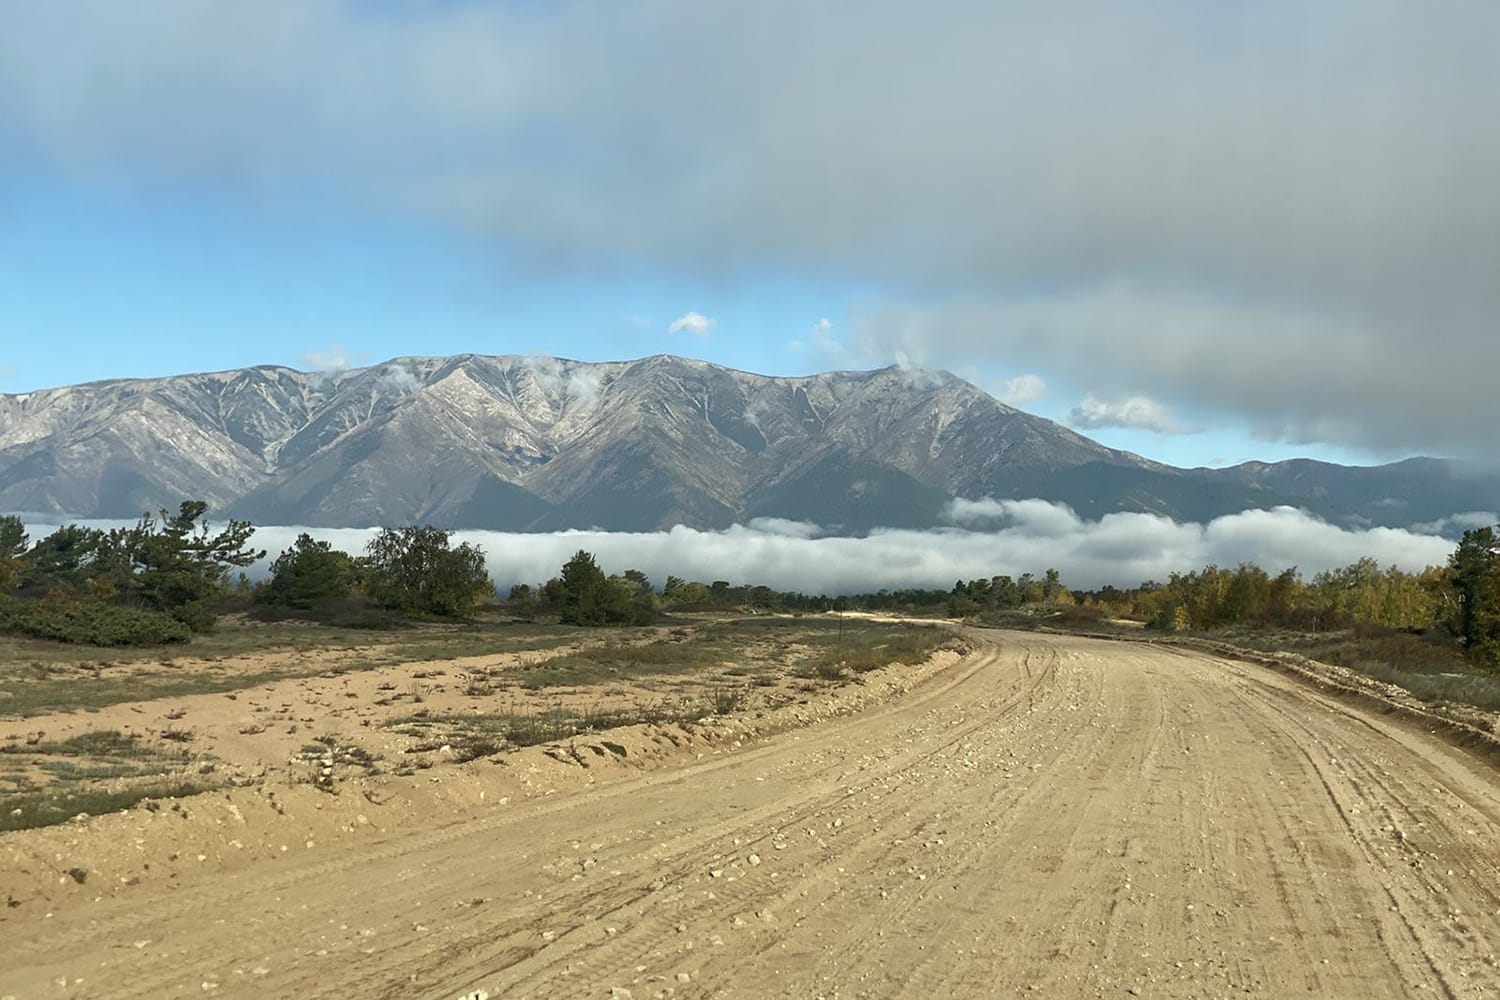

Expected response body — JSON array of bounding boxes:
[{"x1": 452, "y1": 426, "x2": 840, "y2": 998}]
[{"x1": 8, "y1": 633, "x2": 1500, "y2": 1000}]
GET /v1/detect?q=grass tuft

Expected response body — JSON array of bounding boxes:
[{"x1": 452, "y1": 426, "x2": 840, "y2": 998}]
[{"x1": 0, "y1": 780, "x2": 216, "y2": 833}]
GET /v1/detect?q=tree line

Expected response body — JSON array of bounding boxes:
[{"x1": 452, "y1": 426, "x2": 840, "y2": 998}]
[
  {"x1": 2, "y1": 503, "x2": 1498, "y2": 667},
  {"x1": 1062, "y1": 528, "x2": 1500, "y2": 666}
]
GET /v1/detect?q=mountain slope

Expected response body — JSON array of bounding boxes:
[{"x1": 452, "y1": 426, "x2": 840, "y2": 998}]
[{"x1": 0, "y1": 354, "x2": 1494, "y2": 533}]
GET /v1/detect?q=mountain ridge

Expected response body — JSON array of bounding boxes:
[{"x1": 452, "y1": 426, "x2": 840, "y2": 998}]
[{"x1": 1, "y1": 354, "x2": 1494, "y2": 534}]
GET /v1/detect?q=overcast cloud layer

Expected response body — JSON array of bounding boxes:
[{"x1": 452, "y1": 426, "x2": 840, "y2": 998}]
[
  {"x1": 17, "y1": 502, "x2": 1461, "y2": 595},
  {"x1": 2, "y1": 2, "x2": 1495, "y2": 455}
]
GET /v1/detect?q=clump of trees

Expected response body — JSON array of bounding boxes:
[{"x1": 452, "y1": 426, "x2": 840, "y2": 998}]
[
  {"x1": 509, "y1": 555, "x2": 830, "y2": 625},
  {"x1": 1075, "y1": 559, "x2": 1445, "y2": 636},
  {"x1": 257, "y1": 525, "x2": 493, "y2": 619},
  {"x1": 359, "y1": 526, "x2": 493, "y2": 617},
  {"x1": 504, "y1": 551, "x2": 657, "y2": 626},
  {"x1": 552, "y1": 550, "x2": 655, "y2": 626},
  {"x1": 0, "y1": 507, "x2": 506, "y2": 646},
  {"x1": 0, "y1": 502, "x2": 264, "y2": 644},
  {"x1": 947, "y1": 569, "x2": 1070, "y2": 616}
]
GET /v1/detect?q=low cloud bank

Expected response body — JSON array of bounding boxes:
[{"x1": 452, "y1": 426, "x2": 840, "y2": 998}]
[{"x1": 15, "y1": 501, "x2": 1458, "y2": 595}]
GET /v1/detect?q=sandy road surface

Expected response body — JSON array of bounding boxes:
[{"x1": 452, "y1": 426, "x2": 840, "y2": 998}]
[{"x1": 5, "y1": 631, "x2": 1500, "y2": 999}]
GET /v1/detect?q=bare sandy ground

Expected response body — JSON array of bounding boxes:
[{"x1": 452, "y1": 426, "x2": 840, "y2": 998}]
[{"x1": 4, "y1": 631, "x2": 1500, "y2": 998}]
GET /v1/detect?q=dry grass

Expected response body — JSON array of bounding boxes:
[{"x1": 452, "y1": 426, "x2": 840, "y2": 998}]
[
  {"x1": 1195, "y1": 625, "x2": 1500, "y2": 713},
  {"x1": 387, "y1": 697, "x2": 720, "y2": 762},
  {"x1": 796, "y1": 624, "x2": 962, "y2": 680},
  {"x1": 0, "y1": 729, "x2": 211, "y2": 833},
  {"x1": 514, "y1": 640, "x2": 726, "y2": 688},
  {"x1": 0, "y1": 617, "x2": 586, "y2": 719},
  {"x1": 0, "y1": 614, "x2": 963, "y2": 829}
]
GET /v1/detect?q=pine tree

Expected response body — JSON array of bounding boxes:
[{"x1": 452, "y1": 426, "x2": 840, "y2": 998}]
[{"x1": 1448, "y1": 527, "x2": 1500, "y2": 657}]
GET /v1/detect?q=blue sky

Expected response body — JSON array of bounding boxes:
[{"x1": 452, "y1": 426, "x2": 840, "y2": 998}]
[{"x1": 2, "y1": 2, "x2": 1494, "y2": 470}]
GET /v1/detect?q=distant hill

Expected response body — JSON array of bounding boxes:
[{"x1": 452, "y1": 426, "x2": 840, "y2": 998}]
[{"x1": 1, "y1": 354, "x2": 1494, "y2": 533}]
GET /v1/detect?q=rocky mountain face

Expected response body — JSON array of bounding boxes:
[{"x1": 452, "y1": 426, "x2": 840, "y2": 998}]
[{"x1": 1, "y1": 354, "x2": 1494, "y2": 533}]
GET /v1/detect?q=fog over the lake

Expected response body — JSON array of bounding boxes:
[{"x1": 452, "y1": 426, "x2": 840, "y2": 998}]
[{"x1": 16, "y1": 501, "x2": 1474, "y2": 595}]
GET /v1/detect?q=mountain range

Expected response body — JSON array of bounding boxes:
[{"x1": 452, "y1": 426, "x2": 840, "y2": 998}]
[{"x1": 0, "y1": 354, "x2": 1494, "y2": 535}]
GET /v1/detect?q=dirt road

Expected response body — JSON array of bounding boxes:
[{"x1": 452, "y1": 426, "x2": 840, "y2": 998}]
[{"x1": 5, "y1": 631, "x2": 1500, "y2": 999}]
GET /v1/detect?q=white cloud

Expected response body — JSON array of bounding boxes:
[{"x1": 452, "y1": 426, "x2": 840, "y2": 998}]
[
  {"x1": 520, "y1": 355, "x2": 604, "y2": 408},
  {"x1": 943, "y1": 497, "x2": 1010, "y2": 523},
  {"x1": 790, "y1": 318, "x2": 860, "y2": 370},
  {"x1": 377, "y1": 363, "x2": 422, "y2": 394},
  {"x1": 564, "y1": 367, "x2": 603, "y2": 407},
  {"x1": 7, "y1": 503, "x2": 1439, "y2": 596},
  {"x1": 744, "y1": 517, "x2": 821, "y2": 538},
  {"x1": 300, "y1": 346, "x2": 353, "y2": 374},
  {"x1": 888, "y1": 351, "x2": 943, "y2": 390},
  {"x1": 13, "y1": 501, "x2": 1461, "y2": 594},
  {"x1": 1070, "y1": 392, "x2": 1197, "y2": 435},
  {"x1": 668, "y1": 312, "x2": 715, "y2": 338},
  {"x1": 996, "y1": 374, "x2": 1046, "y2": 407},
  {"x1": 1409, "y1": 511, "x2": 1498, "y2": 536}
]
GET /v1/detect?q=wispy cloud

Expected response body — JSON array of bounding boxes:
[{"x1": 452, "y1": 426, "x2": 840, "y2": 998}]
[
  {"x1": 668, "y1": 312, "x2": 715, "y2": 338},
  {"x1": 789, "y1": 318, "x2": 861, "y2": 369},
  {"x1": 1069, "y1": 392, "x2": 1197, "y2": 435},
  {"x1": 520, "y1": 355, "x2": 605, "y2": 408},
  {"x1": 996, "y1": 374, "x2": 1046, "y2": 407},
  {"x1": 376, "y1": 363, "x2": 422, "y2": 394},
  {"x1": 1409, "y1": 511, "x2": 1498, "y2": 536},
  {"x1": 300, "y1": 346, "x2": 355, "y2": 374},
  {"x1": 744, "y1": 517, "x2": 821, "y2": 539}
]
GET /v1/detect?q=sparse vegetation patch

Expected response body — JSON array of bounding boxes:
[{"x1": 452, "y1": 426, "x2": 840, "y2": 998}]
[{"x1": 0, "y1": 729, "x2": 212, "y2": 833}]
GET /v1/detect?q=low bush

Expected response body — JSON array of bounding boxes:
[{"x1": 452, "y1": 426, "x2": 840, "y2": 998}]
[
  {"x1": 0, "y1": 596, "x2": 191, "y2": 646},
  {"x1": 247, "y1": 596, "x2": 408, "y2": 630}
]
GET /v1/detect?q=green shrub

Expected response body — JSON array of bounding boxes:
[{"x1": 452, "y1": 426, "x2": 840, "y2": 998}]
[
  {"x1": 259, "y1": 533, "x2": 356, "y2": 609},
  {"x1": 0, "y1": 596, "x2": 191, "y2": 646}
]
